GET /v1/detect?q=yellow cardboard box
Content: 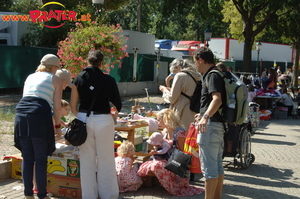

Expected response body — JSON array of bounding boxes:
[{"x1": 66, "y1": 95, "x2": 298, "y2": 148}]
[
  {"x1": 3, "y1": 153, "x2": 22, "y2": 179},
  {"x1": 47, "y1": 174, "x2": 82, "y2": 199},
  {"x1": 47, "y1": 156, "x2": 67, "y2": 176},
  {"x1": 3, "y1": 154, "x2": 80, "y2": 179},
  {"x1": 48, "y1": 156, "x2": 80, "y2": 178}
]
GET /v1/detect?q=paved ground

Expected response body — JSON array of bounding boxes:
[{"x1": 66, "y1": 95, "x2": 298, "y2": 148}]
[{"x1": 1, "y1": 118, "x2": 300, "y2": 199}]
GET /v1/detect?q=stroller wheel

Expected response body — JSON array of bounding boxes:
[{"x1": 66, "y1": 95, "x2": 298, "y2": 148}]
[
  {"x1": 250, "y1": 153, "x2": 255, "y2": 164},
  {"x1": 239, "y1": 127, "x2": 252, "y2": 169}
]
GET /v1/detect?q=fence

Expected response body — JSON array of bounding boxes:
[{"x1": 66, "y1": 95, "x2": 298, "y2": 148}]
[{"x1": 0, "y1": 46, "x2": 174, "y2": 96}]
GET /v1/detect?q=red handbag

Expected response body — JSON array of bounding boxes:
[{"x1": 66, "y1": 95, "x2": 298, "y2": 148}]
[{"x1": 183, "y1": 123, "x2": 202, "y2": 173}]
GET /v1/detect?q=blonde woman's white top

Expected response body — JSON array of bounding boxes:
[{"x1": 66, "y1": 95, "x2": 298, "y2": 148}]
[{"x1": 23, "y1": 72, "x2": 54, "y2": 106}]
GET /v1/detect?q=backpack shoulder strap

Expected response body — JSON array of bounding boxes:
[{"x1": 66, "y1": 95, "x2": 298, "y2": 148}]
[
  {"x1": 205, "y1": 69, "x2": 231, "y2": 85},
  {"x1": 182, "y1": 71, "x2": 198, "y2": 85},
  {"x1": 205, "y1": 69, "x2": 226, "y2": 123},
  {"x1": 180, "y1": 71, "x2": 199, "y2": 99},
  {"x1": 181, "y1": 92, "x2": 191, "y2": 100}
]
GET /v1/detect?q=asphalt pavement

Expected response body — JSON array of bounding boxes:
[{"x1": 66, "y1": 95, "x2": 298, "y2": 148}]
[{"x1": 1, "y1": 118, "x2": 300, "y2": 199}]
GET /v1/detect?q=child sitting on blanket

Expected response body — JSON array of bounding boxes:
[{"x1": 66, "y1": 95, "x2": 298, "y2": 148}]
[
  {"x1": 115, "y1": 141, "x2": 143, "y2": 192},
  {"x1": 147, "y1": 132, "x2": 173, "y2": 160}
]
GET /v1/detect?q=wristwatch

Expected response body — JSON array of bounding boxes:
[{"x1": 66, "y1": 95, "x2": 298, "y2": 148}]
[{"x1": 203, "y1": 114, "x2": 210, "y2": 119}]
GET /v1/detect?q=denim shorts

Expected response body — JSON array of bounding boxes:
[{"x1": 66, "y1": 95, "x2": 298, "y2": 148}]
[{"x1": 197, "y1": 122, "x2": 225, "y2": 180}]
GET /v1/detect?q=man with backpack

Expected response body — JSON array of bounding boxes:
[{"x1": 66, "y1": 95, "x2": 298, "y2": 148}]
[{"x1": 193, "y1": 47, "x2": 226, "y2": 199}]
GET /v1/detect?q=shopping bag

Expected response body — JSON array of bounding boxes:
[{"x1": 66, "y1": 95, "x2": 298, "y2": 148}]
[
  {"x1": 183, "y1": 123, "x2": 201, "y2": 173},
  {"x1": 164, "y1": 148, "x2": 192, "y2": 178},
  {"x1": 64, "y1": 118, "x2": 87, "y2": 146}
]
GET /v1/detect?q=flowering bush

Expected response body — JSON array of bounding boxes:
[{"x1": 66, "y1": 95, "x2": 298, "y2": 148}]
[{"x1": 57, "y1": 21, "x2": 128, "y2": 76}]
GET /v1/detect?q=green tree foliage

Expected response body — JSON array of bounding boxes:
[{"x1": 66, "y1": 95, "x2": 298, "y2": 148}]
[
  {"x1": 0, "y1": 0, "x2": 13, "y2": 11},
  {"x1": 18, "y1": 0, "x2": 128, "y2": 48},
  {"x1": 274, "y1": 1, "x2": 300, "y2": 88},
  {"x1": 10, "y1": 0, "x2": 41, "y2": 14},
  {"x1": 13, "y1": 0, "x2": 230, "y2": 48},
  {"x1": 40, "y1": 0, "x2": 128, "y2": 11},
  {"x1": 104, "y1": 0, "x2": 228, "y2": 42},
  {"x1": 222, "y1": 0, "x2": 287, "y2": 72}
]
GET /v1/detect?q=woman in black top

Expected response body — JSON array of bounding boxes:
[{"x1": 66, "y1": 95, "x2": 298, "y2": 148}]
[{"x1": 70, "y1": 50, "x2": 122, "y2": 199}]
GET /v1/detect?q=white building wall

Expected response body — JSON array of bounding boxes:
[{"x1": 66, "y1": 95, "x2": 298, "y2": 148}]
[
  {"x1": 122, "y1": 30, "x2": 155, "y2": 54},
  {"x1": 209, "y1": 38, "x2": 293, "y2": 63},
  {"x1": 0, "y1": 12, "x2": 30, "y2": 46},
  {"x1": 208, "y1": 38, "x2": 227, "y2": 60},
  {"x1": 256, "y1": 42, "x2": 293, "y2": 62},
  {"x1": 229, "y1": 39, "x2": 244, "y2": 60}
]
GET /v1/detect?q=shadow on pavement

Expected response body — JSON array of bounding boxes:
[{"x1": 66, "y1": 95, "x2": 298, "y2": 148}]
[
  {"x1": 251, "y1": 137, "x2": 296, "y2": 146},
  {"x1": 223, "y1": 163, "x2": 298, "y2": 198},
  {"x1": 223, "y1": 183, "x2": 296, "y2": 199}
]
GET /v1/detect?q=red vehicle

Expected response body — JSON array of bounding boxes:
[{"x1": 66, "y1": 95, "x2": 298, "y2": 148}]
[{"x1": 171, "y1": 41, "x2": 201, "y2": 56}]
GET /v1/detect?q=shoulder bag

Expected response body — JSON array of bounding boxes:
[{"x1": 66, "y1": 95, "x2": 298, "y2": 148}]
[
  {"x1": 164, "y1": 127, "x2": 192, "y2": 178},
  {"x1": 64, "y1": 87, "x2": 100, "y2": 146}
]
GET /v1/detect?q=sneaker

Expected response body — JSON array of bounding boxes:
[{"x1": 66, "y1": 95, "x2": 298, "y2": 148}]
[{"x1": 24, "y1": 196, "x2": 35, "y2": 199}]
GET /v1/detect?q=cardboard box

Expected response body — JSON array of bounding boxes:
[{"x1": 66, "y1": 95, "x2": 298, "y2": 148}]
[
  {"x1": 47, "y1": 156, "x2": 68, "y2": 176},
  {"x1": 47, "y1": 174, "x2": 82, "y2": 199},
  {"x1": 47, "y1": 156, "x2": 80, "y2": 178},
  {"x1": 4, "y1": 154, "x2": 80, "y2": 179},
  {"x1": 66, "y1": 159, "x2": 80, "y2": 178},
  {"x1": 59, "y1": 151, "x2": 80, "y2": 160},
  {"x1": 3, "y1": 153, "x2": 22, "y2": 179}
]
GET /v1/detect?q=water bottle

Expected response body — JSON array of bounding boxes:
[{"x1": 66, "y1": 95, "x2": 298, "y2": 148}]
[{"x1": 228, "y1": 94, "x2": 236, "y2": 109}]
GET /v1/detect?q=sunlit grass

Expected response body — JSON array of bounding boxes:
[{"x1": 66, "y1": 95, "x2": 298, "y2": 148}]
[
  {"x1": 0, "y1": 105, "x2": 16, "y2": 122},
  {"x1": 0, "y1": 105, "x2": 16, "y2": 135}
]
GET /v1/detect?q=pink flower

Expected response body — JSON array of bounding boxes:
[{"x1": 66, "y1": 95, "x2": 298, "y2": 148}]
[{"x1": 58, "y1": 23, "x2": 126, "y2": 76}]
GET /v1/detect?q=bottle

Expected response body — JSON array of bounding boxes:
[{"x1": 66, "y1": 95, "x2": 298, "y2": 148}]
[{"x1": 228, "y1": 94, "x2": 236, "y2": 109}]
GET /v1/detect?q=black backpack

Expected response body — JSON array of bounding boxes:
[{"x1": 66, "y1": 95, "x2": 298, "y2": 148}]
[{"x1": 180, "y1": 71, "x2": 202, "y2": 113}]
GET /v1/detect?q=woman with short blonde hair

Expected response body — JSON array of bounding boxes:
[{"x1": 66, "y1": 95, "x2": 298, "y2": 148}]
[{"x1": 14, "y1": 54, "x2": 63, "y2": 199}]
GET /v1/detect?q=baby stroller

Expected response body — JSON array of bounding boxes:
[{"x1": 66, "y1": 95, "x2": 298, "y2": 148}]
[
  {"x1": 223, "y1": 103, "x2": 257, "y2": 169},
  {"x1": 223, "y1": 122, "x2": 255, "y2": 169}
]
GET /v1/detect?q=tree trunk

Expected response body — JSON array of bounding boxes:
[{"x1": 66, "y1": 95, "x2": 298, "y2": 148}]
[
  {"x1": 243, "y1": 36, "x2": 255, "y2": 72},
  {"x1": 242, "y1": 16, "x2": 255, "y2": 72}
]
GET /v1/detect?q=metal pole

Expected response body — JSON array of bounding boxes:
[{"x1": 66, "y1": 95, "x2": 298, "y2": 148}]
[
  {"x1": 133, "y1": 47, "x2": 138, "y2": 82},
  {"x1": 256, "y1": 50, "x2": 259, "y2": 74},
  {"x1": 156, "y1": 48, "x2": 161, "y2": 83}
]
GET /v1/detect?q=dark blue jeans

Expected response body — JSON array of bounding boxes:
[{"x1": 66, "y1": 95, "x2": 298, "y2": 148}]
[{"x1": 19, "y1": 137, "x2": 49, "y2": 199}]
